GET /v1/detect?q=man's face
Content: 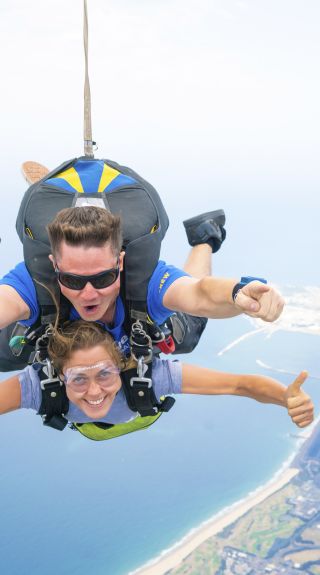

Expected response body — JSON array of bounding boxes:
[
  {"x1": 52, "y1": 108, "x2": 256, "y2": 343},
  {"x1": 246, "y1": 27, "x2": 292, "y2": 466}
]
[{"x1": 49, "y1": 241, "x2": 124, "y2": 324}]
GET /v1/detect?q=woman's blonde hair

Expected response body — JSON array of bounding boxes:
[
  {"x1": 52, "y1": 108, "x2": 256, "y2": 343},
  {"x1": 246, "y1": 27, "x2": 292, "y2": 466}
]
[{"x1": 48, "y1": 320, "x2": 124, "y2": 375}]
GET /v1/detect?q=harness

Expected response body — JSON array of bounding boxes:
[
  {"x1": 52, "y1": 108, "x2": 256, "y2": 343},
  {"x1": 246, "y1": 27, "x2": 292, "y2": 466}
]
[{"x1": 34, "y1": 333, "x2": 175, "y2": 440}]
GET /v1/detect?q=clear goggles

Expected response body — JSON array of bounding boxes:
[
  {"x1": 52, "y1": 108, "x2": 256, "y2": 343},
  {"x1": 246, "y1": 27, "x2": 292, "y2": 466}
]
[{"x1": 63, "y1": 360, "x2": 121, "y2": 392}]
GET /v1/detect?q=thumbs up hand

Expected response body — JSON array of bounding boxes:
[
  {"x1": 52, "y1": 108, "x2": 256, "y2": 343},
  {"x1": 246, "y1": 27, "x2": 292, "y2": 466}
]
[{"x1": 285, "y1": 371, "x2": 314, "y2": 428}]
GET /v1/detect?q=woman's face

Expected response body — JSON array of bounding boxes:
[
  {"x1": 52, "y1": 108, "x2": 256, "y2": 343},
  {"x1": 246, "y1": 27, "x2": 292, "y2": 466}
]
[{"x1": 62, "y1": 345, "x2": 122, "y2": 419}]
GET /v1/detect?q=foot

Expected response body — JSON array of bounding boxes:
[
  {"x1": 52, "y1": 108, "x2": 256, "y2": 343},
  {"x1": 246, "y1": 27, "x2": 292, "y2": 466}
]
[{"x1": 183, "y1": 209, "x2": 226, "y2": 253}]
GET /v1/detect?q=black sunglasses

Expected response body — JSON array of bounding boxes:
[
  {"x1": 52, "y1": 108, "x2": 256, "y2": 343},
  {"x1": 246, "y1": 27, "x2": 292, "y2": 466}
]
[{"x1": 55, "y1": 261, "x2": 120, "y2": 290}]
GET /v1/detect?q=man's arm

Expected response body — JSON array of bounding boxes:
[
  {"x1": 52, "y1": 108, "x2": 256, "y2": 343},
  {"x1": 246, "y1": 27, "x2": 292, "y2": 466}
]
[
  {"x1": 0, "y1": 374, "x2": 21, "y2": 413},
  {"x1": 181, "y1": 365, "x2": 313, "y2": 428},
  {"x1": 0, "y1": 285, "x2": 30, "y2": 329},
  {"x1": 163, "y1": 276, "x2": 284, "y2": 322}
]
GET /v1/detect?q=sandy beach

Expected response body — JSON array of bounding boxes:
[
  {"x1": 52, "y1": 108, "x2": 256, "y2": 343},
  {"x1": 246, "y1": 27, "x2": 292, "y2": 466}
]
[{"x1": 131, "y1": 466, "x2": 299, "y2": 575}]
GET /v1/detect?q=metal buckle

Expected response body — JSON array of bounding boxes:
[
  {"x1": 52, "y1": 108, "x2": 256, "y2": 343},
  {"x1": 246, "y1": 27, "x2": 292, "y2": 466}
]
[
  {"x1": 130, "y1": 356, "x2": 152, "y2": 388},
  {"x1": 33, "y1": 325, "x2": 53, "y2": 363},
  {"x1": 131, "y1": 349, "x2": 153, "y2": 363},
  {"x1": 40, "y1": 358, "x2": 62, "y2": 390},
  {"x1": 129, "y1": 376, "x2": 152, "y2": 388},
  {"x1": 130, "y1": 320, "x2": 153, "y2": 363}
]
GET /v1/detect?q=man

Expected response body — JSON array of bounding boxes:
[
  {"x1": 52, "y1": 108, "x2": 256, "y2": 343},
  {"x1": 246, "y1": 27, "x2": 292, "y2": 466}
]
[{"x1": 0, "y1": 206, "x2": 284, "y2": 357}]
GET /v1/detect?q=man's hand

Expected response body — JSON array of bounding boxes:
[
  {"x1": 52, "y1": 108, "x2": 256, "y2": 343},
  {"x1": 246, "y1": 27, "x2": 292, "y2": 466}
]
[
  {"x1": 285, "y1": 371, "x2": 314, "y2": 428},
  {"x1": 234, "y1": 281, "x2": 284, "y2": 322}
]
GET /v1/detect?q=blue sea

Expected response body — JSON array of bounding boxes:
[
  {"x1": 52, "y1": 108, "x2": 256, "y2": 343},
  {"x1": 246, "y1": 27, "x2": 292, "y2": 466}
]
[{"x1": 1, "y1": 309, "x2": 320, "y2": 575}]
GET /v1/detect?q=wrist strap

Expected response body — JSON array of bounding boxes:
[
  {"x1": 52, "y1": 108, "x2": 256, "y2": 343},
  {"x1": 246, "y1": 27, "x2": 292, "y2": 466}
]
[
  {"x1": 232, "y1": 283, "x2": 242, "y2": 302},
  {"x1": 232, "y1": 276, "x2": 267, "y2": 302}
]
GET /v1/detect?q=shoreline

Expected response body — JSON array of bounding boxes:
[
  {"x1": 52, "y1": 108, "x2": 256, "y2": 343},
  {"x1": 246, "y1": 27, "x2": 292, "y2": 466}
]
[
  {"x1": 130, "y1": 465, "x2": 300, "y2": 575},
  {"x1": 129, "y1": 303, "x2": 320, "y2": 575}
]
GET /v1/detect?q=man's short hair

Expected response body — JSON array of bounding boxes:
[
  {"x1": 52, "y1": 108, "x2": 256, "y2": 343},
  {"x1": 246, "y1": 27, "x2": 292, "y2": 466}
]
[{"x1": 47, "y1": 206, "x2": 123, "y2": 257}]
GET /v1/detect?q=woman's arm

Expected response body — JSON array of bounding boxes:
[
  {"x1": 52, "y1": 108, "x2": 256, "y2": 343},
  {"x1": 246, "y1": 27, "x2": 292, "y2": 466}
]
[
  {"x1": 0, "y1": 375, "x2": 21, "y2": 414},
  {"x1": 181, "y1": 365, "x2": 313, "y2": 428}
]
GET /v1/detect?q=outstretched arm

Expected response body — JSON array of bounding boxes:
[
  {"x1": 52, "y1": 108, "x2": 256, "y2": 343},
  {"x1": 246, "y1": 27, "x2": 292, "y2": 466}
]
[
  {"x1": 181, "y1": 365, "x2": 314, "y2": 428},
  {"x1": 0, "y1": 374, "x2": 21, "y2": 414},
  {"x1": 163, "y1": 276, "x2": 284, "y2": 322},
  {"x1": 0, "y1": 285, "x2": 30, "y2": 329}
]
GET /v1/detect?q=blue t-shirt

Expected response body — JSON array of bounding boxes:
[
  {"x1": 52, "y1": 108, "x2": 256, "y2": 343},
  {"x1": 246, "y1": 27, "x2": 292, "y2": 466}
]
[
  {"x1": 19, "y1": 357, "x2": 182, "y2": 424},
  {"x1": 0, "y1": 261, "x2": 188, "y2": 355}
]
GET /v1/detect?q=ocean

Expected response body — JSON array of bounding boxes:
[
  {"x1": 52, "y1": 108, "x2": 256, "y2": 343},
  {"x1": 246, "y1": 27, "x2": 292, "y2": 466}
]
[{"x1": 1, "y1": 308, "x2": 319, "y2": 575}]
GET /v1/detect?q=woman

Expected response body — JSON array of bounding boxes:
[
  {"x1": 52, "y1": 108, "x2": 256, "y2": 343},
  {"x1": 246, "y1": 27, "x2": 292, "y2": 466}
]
[{"x1": 0, "y1": 321, "x2": 314, "y2": 439}]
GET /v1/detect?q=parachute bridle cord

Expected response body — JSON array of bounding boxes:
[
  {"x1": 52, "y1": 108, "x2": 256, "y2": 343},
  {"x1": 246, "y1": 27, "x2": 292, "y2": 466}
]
[{"x1": 83, "y1": 0, "x2": 95, "y2": 158}]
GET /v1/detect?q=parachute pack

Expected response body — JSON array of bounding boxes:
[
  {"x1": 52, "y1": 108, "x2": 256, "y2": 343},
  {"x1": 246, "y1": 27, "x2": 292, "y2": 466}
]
[{"x1": 17, "y1": 156, "x2": 169, "y2": 316}]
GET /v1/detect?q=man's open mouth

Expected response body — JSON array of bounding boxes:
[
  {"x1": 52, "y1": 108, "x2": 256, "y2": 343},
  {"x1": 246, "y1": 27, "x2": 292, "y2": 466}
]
[{"x1": 83, "y1": 305, "x2": 99, "y2": 313}]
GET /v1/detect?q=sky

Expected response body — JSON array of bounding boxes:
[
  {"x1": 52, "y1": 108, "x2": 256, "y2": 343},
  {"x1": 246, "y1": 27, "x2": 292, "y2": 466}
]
[{"x1": 1, "y1": 0, "x2": 320, "y2": 282}]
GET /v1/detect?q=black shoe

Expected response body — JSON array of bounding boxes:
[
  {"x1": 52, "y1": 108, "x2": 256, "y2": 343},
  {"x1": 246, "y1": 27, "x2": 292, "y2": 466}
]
[{"x1": 183, "y1": 209, "x2": 226, "y2": 253}]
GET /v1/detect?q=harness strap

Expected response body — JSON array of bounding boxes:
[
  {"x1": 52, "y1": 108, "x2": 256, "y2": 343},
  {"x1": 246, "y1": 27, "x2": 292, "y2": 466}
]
[
  {"x1": 37, "y1": 364, "x2": 69, "y2": 431},
  {"x1": 38, "y1": 300, "x2": 67, "y2": 328},
  {"x1": 121, "y1": 365, "x2": 175, "y2": 417}
]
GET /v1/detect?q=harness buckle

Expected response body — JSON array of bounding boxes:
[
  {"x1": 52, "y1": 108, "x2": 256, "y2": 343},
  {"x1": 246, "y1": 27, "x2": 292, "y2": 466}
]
[
  {"x1": 40, "y1": 377, "x2": 63, "y2": 391},
  {"x1": 33, "y1": 325, "x2": 54, "y2": 363},
  {"x1": 39, "y1": 358, "x2": 62, "y2": 390},
  {"x1": 130, "y1": 356, "x2": 152, "y2": 389},
  {"x1": 129, "y1": 376, "x2": 152, "y2": 389},
  {"x1": 130, "y1": 320, "x2": 153, "y2": 363}
]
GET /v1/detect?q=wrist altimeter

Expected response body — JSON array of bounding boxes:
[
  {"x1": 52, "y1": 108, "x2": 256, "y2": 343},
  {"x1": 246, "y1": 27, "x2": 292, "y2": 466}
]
[{"x1": 232, "y1": 276, "x2": 267, "y2": 302}]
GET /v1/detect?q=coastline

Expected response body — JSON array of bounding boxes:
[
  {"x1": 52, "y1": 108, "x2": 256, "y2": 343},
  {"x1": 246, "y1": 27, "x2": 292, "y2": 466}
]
[
  {"x1": 130, "y1": 465, "x2": 299, "y2": 575},
  {"x1": 129, "y1": 296, "x2": 320, "y2": 575}
]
